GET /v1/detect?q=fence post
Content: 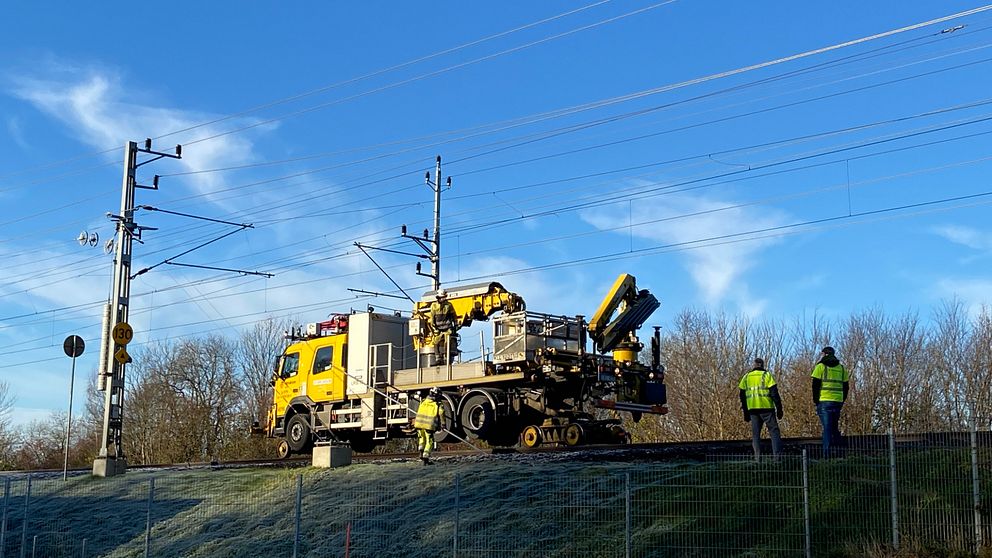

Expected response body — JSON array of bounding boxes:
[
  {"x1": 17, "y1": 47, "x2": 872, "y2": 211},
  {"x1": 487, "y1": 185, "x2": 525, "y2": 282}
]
[
  {"x1": 81, "y1": 538, "x2": 86, "y2": 558},
  {"x1": 802, "y1": 450, "x2": 811, "y2": 558},
  {"x1": 888, "y1": 426, "x2": 899, "y2": 550},
  {"x1": 144, "y1": 478, "x2": 155, "y2": 558},
  {"x1": 453, "y1": 474, "x2": 459, "y2": 558},
  {"x1": 1, "y1": 477, "x2": 9, "y2": 558},
  {"x1": 29, "y1": 536, "x2": 34, "y2": 558},
  {"x1": 293, "y1": 474, "x2": 302, "y2": 558},
  {"x1": 971, "y1": 421, "x2": 983, "y2": 553},
  {"x1": 625, "y1": 472, "x2": 632, "y2": 558},
  {"x1": 18, "y1": 476, "x2": 31, "y2": 558}
]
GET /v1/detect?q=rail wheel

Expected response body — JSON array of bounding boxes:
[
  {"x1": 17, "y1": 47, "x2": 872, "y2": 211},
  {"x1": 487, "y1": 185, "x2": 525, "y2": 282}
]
[
  {"x1": 563, "y1": 423, "x2": 584, "y2": 447},
  {"x1": 277, "y1": 440, "x2": 291, "y2": 459},
  {"x1": 286, "y1": 414, "x2": 312, "y2": 453},
  {"x1": 521, "y1": 425, "x2": 543, "y2": 448},
  {"x1": 460, "y1": 394, "x2": 495, "y2": 439}
]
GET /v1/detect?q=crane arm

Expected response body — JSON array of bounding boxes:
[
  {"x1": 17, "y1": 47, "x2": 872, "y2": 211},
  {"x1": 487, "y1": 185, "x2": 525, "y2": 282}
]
[
  {"x1": 588, "y1": 274, "x2": 660, "y2": 354},
  {"x1": 412, "y1": 282, "x2": 525, "y2": 349}
]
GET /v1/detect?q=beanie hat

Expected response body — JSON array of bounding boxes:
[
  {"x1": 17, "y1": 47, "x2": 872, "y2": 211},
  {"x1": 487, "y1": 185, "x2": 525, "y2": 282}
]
[{"x1": 822, "y1": 346, "x2": 835, "y2": 356}]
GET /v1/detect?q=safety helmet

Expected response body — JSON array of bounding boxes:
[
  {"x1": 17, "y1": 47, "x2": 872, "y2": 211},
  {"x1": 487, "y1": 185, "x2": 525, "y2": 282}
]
[
  {"x1": 429, "y1": 387, "x2": 442, "y2": 399},
  {"x1": 436, "y1": 289, "x2": 447, "y2": 299}
]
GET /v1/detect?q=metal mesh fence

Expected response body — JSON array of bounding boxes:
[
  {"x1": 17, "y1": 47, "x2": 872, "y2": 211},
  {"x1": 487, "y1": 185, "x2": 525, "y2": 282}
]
[
  {"x1": 632, "y1": 457, "x2": 806, "y2": 557},
  {"x1": 0, "y1": 425, "x2": 989, "y2": 558}
]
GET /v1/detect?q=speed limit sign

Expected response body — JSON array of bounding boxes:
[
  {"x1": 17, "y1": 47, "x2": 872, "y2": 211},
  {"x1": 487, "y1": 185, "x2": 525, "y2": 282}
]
[{"x1": 112, "y1": 322, "x2": 134, "y2": 346}]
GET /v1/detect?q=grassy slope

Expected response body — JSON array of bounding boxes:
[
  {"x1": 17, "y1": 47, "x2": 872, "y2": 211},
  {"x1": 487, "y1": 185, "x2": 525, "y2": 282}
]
[{"x1": 1, "y1": 449, "x2": 989, "y2": 558}]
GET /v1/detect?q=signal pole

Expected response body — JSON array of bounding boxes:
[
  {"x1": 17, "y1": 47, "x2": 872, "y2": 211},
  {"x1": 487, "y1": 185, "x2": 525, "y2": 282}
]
[
  {"x1": 93, "y1": 139, "x2": 180, "y2": 477},
  {"x1": 409, "y1": 155, "x2": 450, "y2": 291}
]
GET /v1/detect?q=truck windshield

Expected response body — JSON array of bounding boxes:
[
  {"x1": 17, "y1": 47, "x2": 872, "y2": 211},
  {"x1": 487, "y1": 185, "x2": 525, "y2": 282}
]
[{"x1": 282, "y1": 352, "x2": 300, "y2": 377}]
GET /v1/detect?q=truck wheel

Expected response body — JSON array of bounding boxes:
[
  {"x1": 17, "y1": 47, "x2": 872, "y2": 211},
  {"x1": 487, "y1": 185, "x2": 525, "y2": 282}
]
[
  {"x1": 460, "y1": 394, "x2": 494, "y2": 439},
  {"x1": 286, "y1": 414, "x2": 311, "y2": 453},
  {"x1": 434, "y1": 395, "x2": 460, "y2": 443}
]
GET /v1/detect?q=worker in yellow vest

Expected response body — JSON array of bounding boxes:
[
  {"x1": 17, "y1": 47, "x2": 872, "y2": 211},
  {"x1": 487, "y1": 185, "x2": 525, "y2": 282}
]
[
  {"x1": 738, "y1": 358, "x2": 784, "y2": 460},
  {"x1": 414, "y1": 387, "x2": 445, "y2": 465},
  {"x1": 812, "y1": 346, "x2": 850, "y2": 458},
  {"x1": 430, "y1": 289, "x2": 458, "y2": 364}
]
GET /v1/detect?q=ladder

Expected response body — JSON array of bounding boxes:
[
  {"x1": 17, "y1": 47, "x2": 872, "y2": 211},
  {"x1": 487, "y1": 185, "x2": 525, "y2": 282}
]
[{"x1": 368, "y1": 343, "x2": 409, "y2": 440}]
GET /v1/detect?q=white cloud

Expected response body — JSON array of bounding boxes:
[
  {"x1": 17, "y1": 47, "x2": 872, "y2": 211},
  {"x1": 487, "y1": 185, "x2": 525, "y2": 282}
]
[
  {"x1": 8, "y1": 407, "x2": 57, "y2": 428},
  {"x1": 7, "y1": 63, "x2": 267, "y2": 207},
  {"x1": 6, "y1": 116, "x2": 30, "y2": 150},
  {"x1": 936, "y1": 278, "x2": 992, "y2": 315},
  {"x1": 932, "y1": 225, "x2": 992, "y2": 252},
  {"x1": 580, "y1": 190, "x2": 789, "y2": 311}
]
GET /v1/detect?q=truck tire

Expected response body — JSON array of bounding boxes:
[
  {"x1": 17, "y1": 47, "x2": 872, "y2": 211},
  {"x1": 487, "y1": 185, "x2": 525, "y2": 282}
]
[
  {"x1": 460, "y1": 394, "x2": 495, "y2": 439},
  {"x1": 434, "y1": 395, "x2": 460, "y2": 443},
  {"x1": 286, "y1": 414, "x2": 311, "y2": 453}
]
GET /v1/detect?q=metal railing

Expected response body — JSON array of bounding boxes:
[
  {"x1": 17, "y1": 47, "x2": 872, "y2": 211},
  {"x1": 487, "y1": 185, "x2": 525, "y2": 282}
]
[{"x1": 0, "y1": 424, "x2": 989, "y2": 557}]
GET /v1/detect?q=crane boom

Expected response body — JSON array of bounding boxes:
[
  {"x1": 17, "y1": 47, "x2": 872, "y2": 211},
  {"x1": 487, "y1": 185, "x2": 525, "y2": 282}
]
[{"x1": 588, "y1": 274, "x2": 660, "y2": 354}]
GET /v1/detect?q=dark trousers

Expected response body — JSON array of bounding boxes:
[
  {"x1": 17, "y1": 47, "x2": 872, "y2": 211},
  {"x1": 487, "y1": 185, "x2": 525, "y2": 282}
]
[
  {"x1": 816, "y1": 401, "x2": 844, "y2": 458},
  {"x1": 749, "y1": 411, "x2": 782, "y2": 459}
]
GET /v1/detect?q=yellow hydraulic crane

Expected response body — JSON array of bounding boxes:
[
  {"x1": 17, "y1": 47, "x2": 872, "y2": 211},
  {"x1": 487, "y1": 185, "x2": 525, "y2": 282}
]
[
  {"x1": 587, "y1": 274, "x2": 660, "y2": 362},
  {"x1": 410, "y1": 282, "x2": 525, "y2": 351}
]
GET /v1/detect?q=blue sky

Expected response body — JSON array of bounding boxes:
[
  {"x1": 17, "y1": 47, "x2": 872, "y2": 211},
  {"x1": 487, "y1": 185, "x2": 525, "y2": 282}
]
[{"x1": 2, "y1": 1, "x2": 991, "y2": 425}]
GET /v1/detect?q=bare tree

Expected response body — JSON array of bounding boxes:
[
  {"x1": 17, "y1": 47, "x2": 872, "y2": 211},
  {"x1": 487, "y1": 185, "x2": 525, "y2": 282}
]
[
  {"x1": 0, "y1": 381, "x2": 18, "y2": 469},
  {"x1": 237, "y1": 317, "x2": 291, "y2": 425}
]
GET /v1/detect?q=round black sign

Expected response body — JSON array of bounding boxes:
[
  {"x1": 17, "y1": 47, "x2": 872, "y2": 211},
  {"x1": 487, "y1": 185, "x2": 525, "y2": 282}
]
[{"x1": 63, "y1": 335, "x2": 85, "y2": 358}]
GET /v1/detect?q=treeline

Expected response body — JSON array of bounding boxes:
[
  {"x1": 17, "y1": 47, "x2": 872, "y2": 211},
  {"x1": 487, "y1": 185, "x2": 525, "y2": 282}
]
[
  {"x1": 2, "y1": 303, "x2": 990, "y2": 470},
  {"x1": 628, "y1": 300, "x2": 992, "y2": 442},
  {"x1": 0, "y1": 319, "x2": 288, "y2": 470}
]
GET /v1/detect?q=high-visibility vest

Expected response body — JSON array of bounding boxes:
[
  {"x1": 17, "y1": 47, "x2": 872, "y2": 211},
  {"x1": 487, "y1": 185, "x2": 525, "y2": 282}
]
[
  {"x1": 431, "y1": 300, "x2": 456, "y2": 331},
  {"x1": 738, "y1": 370, "x2": 776, "y2": 410},
  {"x1": 812, "y1": 363, "x2": 849, "y2": 402},
  {"x1": 414, "y1": 398, "x2": 443, "y2": 431}
]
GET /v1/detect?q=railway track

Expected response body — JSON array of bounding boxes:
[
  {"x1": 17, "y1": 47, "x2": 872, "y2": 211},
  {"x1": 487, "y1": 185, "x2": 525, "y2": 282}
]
[{"x1": 4, "y1": 430, "x2": 986, "y2": 478}]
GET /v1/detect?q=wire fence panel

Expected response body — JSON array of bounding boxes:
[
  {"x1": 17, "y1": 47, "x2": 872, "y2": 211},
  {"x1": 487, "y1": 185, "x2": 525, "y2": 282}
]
[
  {"x1": 2, "y1": 474, "x2": 151, "y2": 558},
  {"x1": 0, "y1": 424, "x2": 988, "y2": 557},
  {"x1": 300, "y1": 465, "x2": 456, "y2": 558},
  {"x1": 147, "y1": 471, "x2": 298, "y2": 558},
  {"x1": 631, "y1": 456, "x2": 806, "y2": 558},
  {"x1": 807, "y1": 450, "x2": 892, "y2": 555},
  {"x1": 895, "y1": 446, "x2": 977, "y2": 553},
  {"x1": 455, "y1": 465, "x2": 625, "y2": 558}
]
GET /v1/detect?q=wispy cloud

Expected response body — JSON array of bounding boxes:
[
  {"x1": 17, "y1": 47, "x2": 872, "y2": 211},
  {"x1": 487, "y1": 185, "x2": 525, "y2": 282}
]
[
  {"x1": 580, "y1": 190, "x2": 790, "y2": 312},
  {"x1": 936, "y1": 278, "x2": 992, "y2": 316},
  {"x1": 932, "y1": 225, "x2": 992, "y2": 252},
  {"x1": 6, "y1": 116, "x2": 30, "y2": 150},
  {"x1": 6, "y1": 62, "x2": 268, "y2": 206}
]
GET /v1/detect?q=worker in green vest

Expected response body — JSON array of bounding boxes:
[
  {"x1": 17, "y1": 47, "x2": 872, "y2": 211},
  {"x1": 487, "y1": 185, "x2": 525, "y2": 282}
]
[
  {"x1": 414, "y1": 387, "x2": 445, "y2": 465},
  {"x1": 812, "y1": 346, "x2": 850, "y2": 458},
  {"x1": 738, "y1": 358, "x2": 784, "y2": 460}
]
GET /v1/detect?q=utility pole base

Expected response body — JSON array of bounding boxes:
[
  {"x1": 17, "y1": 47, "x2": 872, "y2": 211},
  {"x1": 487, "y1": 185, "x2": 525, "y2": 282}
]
[{"x1": 92, "y1": 456, "x2": 127, "y2": 477}]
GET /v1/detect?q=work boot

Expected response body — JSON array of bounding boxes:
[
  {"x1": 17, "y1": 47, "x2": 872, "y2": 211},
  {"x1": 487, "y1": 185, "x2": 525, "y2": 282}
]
[{"x1": 421, "y1": 456, "x2": 429, "y2": 465}]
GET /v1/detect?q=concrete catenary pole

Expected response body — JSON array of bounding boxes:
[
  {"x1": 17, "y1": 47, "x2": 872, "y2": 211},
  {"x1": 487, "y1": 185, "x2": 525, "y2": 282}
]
[{"x1": 93, "y1": 141, "x2": 138, "y2": 477}]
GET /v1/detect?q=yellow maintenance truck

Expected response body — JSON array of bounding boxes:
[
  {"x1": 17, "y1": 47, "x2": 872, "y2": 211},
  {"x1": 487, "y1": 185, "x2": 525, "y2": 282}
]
[{"x1": 265, "y1": 274, "x2": 667, "y2": 457}]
